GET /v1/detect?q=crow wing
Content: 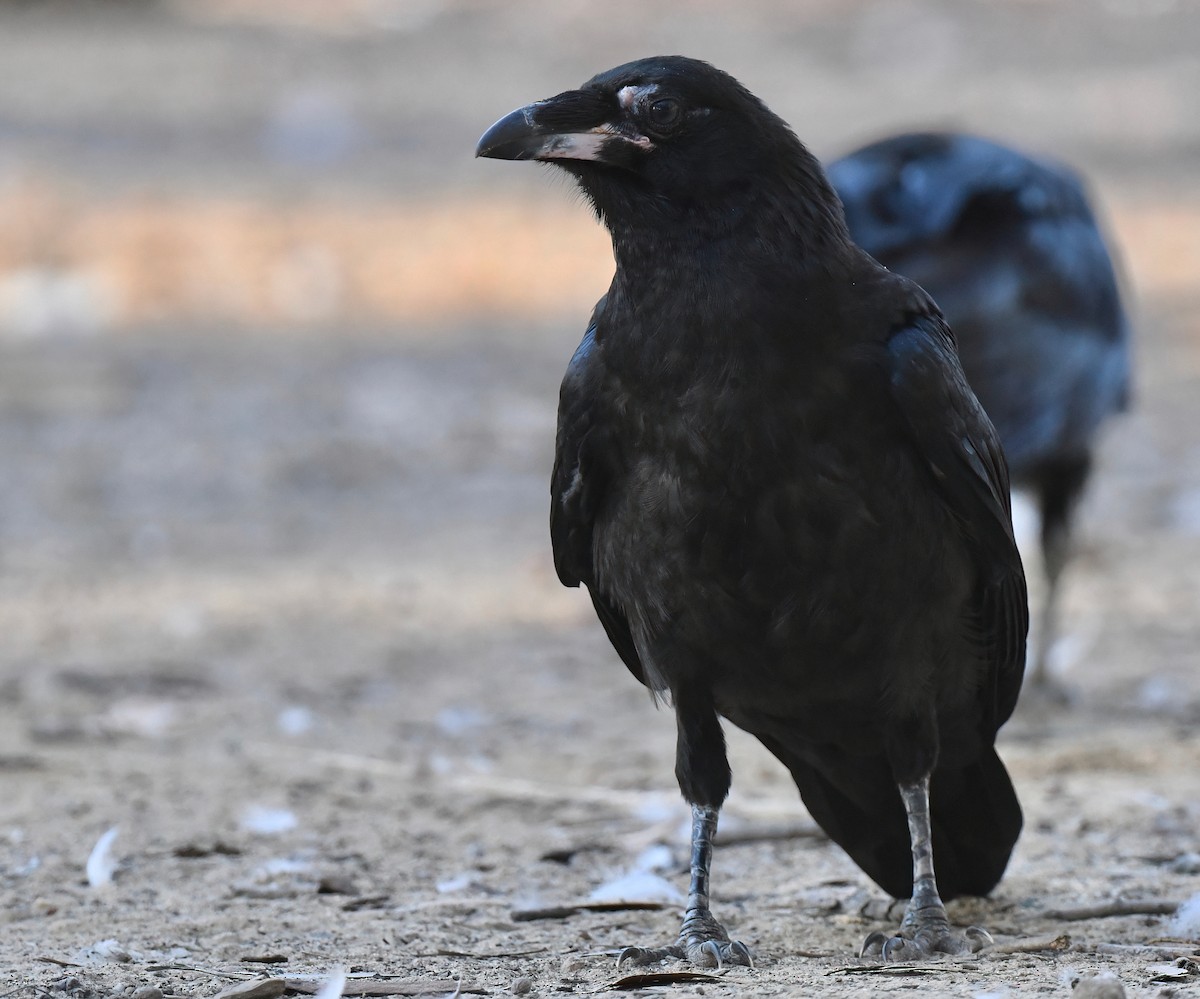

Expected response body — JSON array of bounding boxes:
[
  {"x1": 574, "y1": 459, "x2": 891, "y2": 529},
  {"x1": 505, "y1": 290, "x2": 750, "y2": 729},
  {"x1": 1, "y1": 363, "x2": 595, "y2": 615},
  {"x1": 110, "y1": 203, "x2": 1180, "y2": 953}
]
[
  {"x1": 550, "y1": 301, "x2": 647, "y2": 683},
  {"x1": 886, "y1": 315, "x2": 1029, "y2": 728}
]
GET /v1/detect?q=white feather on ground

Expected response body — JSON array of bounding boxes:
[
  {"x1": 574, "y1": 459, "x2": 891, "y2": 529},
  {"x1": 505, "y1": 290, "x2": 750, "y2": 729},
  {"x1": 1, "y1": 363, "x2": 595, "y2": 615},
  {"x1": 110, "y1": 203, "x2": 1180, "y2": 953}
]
[
  {"x1": 312, "y1": 967, "x2": 346, "y2": 999},
  {"x1": 240, "y1": 805, "x2": 298, "y2": 835},
  {"x1": 1169, "y1": 891, "x2": 1200, "y2": 939},
  {"x1": 86, "y1": 826, "x2": 120, "y2": 887},
  {"x1": 588, "y1": 870, "x2": 683, "y2": 905}
]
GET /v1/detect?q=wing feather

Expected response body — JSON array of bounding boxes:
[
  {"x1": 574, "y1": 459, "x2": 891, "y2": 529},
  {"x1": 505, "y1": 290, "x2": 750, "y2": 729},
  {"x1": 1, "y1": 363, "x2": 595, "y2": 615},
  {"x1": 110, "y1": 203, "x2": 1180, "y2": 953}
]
[
  {"x1": 550, "y1": 301, "x2": 648, "y2": 684},
  {"x1": 887, "y1": 316, "x2": 1029, "y2": 727}
]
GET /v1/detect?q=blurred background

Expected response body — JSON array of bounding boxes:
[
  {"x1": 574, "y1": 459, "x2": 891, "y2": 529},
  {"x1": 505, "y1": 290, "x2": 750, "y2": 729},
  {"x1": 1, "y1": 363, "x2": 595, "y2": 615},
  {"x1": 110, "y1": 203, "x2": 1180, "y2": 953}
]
[
  {"x1": 3, "y1": 0, "x2": 1197, "y2": 713},
  {"x1": 2, "y1": 0, "x2": 1197, "y2": 658},
  {"x1": 3, "y1": 0, "x2": 1198, "y2": 334},
  {"x1": 1, "y1": 0, "x2": 1199, "y2": 988}
]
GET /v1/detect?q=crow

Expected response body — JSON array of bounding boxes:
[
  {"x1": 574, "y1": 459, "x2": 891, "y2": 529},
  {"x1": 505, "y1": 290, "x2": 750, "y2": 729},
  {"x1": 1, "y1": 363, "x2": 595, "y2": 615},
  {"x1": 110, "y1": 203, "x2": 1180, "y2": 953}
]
[
  {"x1": 828, "y1": 133, "x2": 1130, "y2": 698},
  {"x1": 477, "y1": 58, "x2": 1028, "y2": 964}
]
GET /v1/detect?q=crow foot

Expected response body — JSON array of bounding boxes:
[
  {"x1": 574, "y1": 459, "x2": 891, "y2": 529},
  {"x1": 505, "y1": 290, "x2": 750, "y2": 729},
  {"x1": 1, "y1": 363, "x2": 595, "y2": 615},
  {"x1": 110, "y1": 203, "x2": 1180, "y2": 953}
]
[
  {"x1": 860, "y1": 904, "x2": 992, "y2": 961},
  {"x1": 617, "y1": 911, "x2": 753, "y2": 970}
]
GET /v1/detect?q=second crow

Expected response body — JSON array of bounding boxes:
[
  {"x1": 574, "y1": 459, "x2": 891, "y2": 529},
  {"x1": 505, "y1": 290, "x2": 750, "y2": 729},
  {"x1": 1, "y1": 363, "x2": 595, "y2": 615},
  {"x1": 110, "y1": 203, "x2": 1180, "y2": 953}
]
[{"x1": 829, "y1": 132, "x2": 1130, "y2": 698}]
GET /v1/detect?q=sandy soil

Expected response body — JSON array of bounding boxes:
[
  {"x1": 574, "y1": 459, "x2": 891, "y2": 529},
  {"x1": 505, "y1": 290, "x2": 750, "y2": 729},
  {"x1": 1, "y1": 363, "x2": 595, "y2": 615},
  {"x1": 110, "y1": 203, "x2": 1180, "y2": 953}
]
[{"x1": 2, "y1": 3, "x2": 1200, "y2": 998}]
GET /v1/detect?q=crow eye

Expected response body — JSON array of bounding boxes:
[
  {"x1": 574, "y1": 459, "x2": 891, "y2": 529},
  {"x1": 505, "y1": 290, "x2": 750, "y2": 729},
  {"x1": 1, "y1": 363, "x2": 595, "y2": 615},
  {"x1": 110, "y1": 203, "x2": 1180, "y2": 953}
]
[{"x1": 646, "y1": 97, "x2": 682, "y2": 130}]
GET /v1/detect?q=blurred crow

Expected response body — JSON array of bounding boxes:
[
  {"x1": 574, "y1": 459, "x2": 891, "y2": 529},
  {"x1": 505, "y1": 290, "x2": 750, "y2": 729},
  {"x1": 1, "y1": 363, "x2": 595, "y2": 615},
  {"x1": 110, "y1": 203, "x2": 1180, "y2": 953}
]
[
  {"x1": 828, "y1": 133, "x2": 1130, "y2": 697},
  {"x1": 477, "y1": 58, "x2": 1027, "y2": 964}
]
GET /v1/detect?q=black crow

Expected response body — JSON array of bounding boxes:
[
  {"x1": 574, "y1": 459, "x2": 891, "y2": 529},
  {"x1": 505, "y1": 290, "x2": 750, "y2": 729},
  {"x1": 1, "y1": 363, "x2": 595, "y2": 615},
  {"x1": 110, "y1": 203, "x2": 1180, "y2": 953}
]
[
  {"x1": 477, "y1": 58, "x2": 1028, "y2": 964},
  {"x1": 828, "y1": 133, "x2": 1130, "y2": 698}
]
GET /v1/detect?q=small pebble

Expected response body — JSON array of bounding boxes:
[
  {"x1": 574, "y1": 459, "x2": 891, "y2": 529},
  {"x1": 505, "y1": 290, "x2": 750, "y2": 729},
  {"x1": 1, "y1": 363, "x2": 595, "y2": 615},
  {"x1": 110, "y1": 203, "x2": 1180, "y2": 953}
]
[
  {"x1": 316, "y1": 873, "x2": 358, "y2": 895},
  {"x1": 511, "y1": 977, "x2": 533, "y2": 995},
  {"x1": 49, "y1": 979, "x2": 81, "y2": 993},
  {"x1": 92, "y1": 939, "x2": 133, "y2": 963},
  {"x1": 131, "y1": 988, "x2": 163, "y2": 999},
  {"x1": 1171, "y1": 852, "x2": 1200, "y2": 874},
  {"x1": 1073, "y1": 973, "x2": 1126, "y2": 999}
]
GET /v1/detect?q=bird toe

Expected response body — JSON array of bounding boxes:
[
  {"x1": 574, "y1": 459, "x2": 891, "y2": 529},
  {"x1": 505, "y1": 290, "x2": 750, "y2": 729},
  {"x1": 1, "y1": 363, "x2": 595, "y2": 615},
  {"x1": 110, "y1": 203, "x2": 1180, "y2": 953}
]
[
  {"x1": 615, "y1": 944, "x2": 684, "y2": 969},
  {"x1": 859, "y1": 930, "x2": 890, "y2": 958},
  {"x1": 861, "y1": 922, "x2": 993, "y2": 962},
  {"x1": 691, "y1": 937, "x2": 754, "y2": 969}
]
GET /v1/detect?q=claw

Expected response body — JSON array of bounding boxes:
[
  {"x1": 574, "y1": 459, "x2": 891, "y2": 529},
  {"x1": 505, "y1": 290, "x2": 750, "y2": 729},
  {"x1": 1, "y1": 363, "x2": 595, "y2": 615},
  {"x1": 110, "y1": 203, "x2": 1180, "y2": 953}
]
[
  {"x1": 617, "y1": 945, "x2": 677, "y2": 969},
  {"x1": 859, "y1": 930, "x2": 888, "y2": 958},
  {"x1": 729, "y1": 940, "x2": 754, "y2": 969},
  {"x1": 698, "y1": 940, "x2": 722, "y2": 969},
  {"x1": 881, "y1": 935, "x2": 908, "y2": 961},
  {"x1": 964, "y1": 926, "x2": 994, "y2": 951}
]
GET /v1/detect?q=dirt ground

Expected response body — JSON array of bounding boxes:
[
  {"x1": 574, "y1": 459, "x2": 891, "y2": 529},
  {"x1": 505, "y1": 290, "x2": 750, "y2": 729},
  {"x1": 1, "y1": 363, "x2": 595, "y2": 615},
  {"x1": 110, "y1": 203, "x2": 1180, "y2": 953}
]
[{"x1": 2, "y1": 2, "x2": 1200, "y2": 997}]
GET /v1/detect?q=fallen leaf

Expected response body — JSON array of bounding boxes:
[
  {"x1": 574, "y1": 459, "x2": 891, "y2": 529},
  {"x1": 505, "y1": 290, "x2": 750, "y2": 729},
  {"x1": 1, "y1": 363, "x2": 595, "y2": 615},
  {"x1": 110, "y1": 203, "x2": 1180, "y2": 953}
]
[
  {"x1": 1148, "y1": 957, "x2": 1198, "y2": 982},
  {"x1": 607, "y1": 971, "x2": 722, "y2": 990},
  {"x1": 283, "y1": 979, "x2": 485, "y2": 996},
  {"x1": 341, "y1": 895, "x2": 390, "y2": 911},
  {"x1": 175, "y1": 841, "x2": 243, "y2": 858},
  {"x1": 510, "y1": 901, "x2": 665, "y2": 922},
  {"x1": 214, "y1": 980, "x2": 287, "y2": 999}
]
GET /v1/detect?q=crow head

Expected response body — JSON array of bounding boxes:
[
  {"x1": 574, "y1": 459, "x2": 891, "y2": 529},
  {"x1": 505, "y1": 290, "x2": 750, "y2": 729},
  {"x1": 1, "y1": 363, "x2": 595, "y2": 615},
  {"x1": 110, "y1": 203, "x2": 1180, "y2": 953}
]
[{"x1": 476, "y1": 56, "x2": 843, "y2": 243}]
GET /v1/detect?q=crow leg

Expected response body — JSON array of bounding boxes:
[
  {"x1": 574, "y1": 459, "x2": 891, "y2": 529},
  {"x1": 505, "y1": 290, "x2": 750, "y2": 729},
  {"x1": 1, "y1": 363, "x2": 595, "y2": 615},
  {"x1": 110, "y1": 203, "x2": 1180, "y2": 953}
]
[
  {"x1": 618, "y1": 689, "x2": 751, "y2": 969},
  {"x1": 617, "y1": 804, "x2": 753, "y2": 969},
  {"x1": 1027, "y1": 456, "x2": 1089, "y2": 700},
  {"x1": 1027, "y1": 520, "x2": 1070, "y2": 700},
  {"x1": 860, "y1": 775, "x2": 992, "y2": 961}
]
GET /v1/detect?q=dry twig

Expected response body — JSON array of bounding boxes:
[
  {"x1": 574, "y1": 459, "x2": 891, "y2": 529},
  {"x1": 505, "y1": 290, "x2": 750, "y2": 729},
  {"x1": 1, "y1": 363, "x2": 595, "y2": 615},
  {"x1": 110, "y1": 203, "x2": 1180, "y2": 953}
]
[
  {"x1": 1043, "y1": 899, "x2": 1179, "y2": 921},
  {"x1": 986, "y1": 933, "x2": 1072, "y2": 955}
]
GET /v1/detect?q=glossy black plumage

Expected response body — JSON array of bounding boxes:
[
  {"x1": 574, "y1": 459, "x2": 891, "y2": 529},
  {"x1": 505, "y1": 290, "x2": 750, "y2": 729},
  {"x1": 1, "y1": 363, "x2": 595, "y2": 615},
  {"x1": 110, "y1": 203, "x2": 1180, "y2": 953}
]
[
  {"x1": 478, "y1": 58, "x2": 1028, "y2": 960},
  {"x1": 829, "y1": 133, "x2": 1130, "y2": 690}
]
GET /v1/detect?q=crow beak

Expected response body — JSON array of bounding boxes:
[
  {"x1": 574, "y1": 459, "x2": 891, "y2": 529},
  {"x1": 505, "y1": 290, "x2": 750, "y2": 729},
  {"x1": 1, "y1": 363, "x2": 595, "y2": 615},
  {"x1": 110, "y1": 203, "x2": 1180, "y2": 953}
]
[{"x1": 475, "y1": 90, "x2": 651, "y2": 166}]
